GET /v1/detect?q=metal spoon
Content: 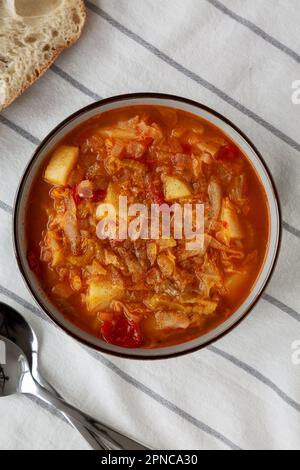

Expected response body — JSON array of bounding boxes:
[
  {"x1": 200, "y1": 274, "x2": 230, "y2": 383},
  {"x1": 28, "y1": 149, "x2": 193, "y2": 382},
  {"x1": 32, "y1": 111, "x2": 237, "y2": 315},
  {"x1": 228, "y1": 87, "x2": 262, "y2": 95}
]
[
  {"x1": 0, "y1": 304, "x2": 149, "y2": 450},
  {"x1": 0, "y1": 335, "x2": 149, "y2": 450},
  {"x1": 0, "y1": 302, "x2": 109, "y2": 450}
]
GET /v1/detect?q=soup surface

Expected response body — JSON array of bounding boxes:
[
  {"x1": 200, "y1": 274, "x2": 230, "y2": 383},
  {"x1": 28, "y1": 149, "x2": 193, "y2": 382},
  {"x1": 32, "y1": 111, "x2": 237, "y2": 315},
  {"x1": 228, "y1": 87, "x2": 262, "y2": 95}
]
[{"x1": 26, "y1": 105, "x2": 269, "y2": 349}]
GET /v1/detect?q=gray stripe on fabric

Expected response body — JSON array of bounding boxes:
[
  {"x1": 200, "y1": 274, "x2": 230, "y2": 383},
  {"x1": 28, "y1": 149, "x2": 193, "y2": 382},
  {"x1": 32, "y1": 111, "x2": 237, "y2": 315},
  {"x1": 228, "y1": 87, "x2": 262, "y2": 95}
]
[
  {"x1": 0, "y1": 115, "x2": 40, "y2": 146},
  {"x1": 28, "y1": 395, "x2": 69, "y2": 425},
  {"x1": 262, "y1": 294, "x2": 300, "y2": 323},
  {"x1": 205, "y1": 0, "x2": 300, "y2": 65},
  {"x1": 209, "y1": 345, "x2": 300, "y2": 413},
  {"x1": 283, "y1": 221, "x2": 300, "y2": 240},
  {"x1": 0, "y1": 285, "x2": 42, "y2": 316},
  {"x1": 85, "y1": 1, "x2": 300, "y2": 153},
  {"x1": 51, "y1": 65, "x2": 102, "y2": 102},
  {"x1": 0, "y1": 200, "x2": 12, "y2": 215},
  {"x1": 0, "y1": 284, "x2": 240, "y2": 450}
]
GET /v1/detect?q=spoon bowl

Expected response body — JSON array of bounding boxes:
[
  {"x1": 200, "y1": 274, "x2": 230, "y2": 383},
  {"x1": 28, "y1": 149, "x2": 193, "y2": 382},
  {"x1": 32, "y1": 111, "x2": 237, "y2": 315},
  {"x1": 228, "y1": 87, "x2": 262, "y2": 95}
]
[
  {"x1": 0, "y1": 337, "x2": 29, "y2": 398},
  {"x1": 0, "y1": 302, "x2": 36, "y2": 372}
]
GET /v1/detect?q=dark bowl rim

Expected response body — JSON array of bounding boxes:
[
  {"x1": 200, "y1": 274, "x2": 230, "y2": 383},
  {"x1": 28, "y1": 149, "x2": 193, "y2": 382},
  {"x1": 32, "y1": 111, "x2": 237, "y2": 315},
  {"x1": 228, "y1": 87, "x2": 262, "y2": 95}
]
[{"x1": 12, "y1": 92, "x2": 283, "y2": 361}]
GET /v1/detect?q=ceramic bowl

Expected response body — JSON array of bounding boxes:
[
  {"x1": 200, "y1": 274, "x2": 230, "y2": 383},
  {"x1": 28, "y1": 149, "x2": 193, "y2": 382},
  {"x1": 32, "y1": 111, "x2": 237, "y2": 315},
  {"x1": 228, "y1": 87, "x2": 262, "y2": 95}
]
[{"x1": 13, "y1": 93, "x2": 282, "y2": 359}]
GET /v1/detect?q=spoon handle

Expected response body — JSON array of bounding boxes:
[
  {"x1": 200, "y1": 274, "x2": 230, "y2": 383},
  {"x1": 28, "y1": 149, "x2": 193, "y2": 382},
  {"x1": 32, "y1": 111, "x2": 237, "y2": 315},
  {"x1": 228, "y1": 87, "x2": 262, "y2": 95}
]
[
  {"x1": 27, "y1": 379, "x2": 149, "y2": 450},
  {"x1": 34, "y1": 370, "x2": 110, "y2": 450}
]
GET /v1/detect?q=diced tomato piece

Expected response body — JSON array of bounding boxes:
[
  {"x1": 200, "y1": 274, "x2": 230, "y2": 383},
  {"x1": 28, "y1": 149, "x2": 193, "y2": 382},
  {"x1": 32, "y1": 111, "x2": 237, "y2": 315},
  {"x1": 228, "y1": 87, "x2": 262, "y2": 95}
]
[
  {"x1": 181, "y1": 142, "x2": 193, "y2": 154},
  {"x1": 142, "y1": 137, "x2": 154, "y2": 148},
  {"x1": 92, "y1": 189, "x2": 106, "y2": 203},
  {"x1": 27, "y1": 249, "x2": 41, "y2": 275},
  {"x1": 72, "y1": 185, "x2": 81, "y2": 205},
  {"x1": 217, "y1": 143, "x2": 239, "y2": 161},
  {"x1": 141, "y1": 157, "x2": 157, "y2": 171},
  {"x1": 152, "y1": 184, "x2": 165, "y2": 205},
  {"x1": 145, "y1": 174, "x2": 165, "y2": 205},
  {"x1": 101, "y1": 317, "x2": 143, "y2": 348}
]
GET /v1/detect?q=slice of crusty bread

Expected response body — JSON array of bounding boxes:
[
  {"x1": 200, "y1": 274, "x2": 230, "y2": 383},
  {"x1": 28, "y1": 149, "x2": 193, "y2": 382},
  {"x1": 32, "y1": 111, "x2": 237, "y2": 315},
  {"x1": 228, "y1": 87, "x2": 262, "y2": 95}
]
[{"x1": 0, "y1": 0, "x2": 86, "y2": 111}]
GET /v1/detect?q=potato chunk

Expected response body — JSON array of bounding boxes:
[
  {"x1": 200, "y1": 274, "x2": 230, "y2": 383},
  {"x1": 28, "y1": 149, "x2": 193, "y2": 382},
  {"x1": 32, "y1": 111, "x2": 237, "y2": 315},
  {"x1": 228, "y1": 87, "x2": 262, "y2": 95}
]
[
  {"x1": 51, "y1": 249, "x2": 64, "y2": 268},
  {"x1": 221, "y1": 198, "x2": 244, "y2": 241},
  {"x1": 98, "y1": 128, "x2": 138, "y2": 140},
  {"x1": 105, "y1": 183, "x2": 119, "y2": 208},
  {"x1": 96, "y1": 183, "x2": 119, "y2": 220},
  {"x1": 224, "y1": 272, "x2": 250, "y2": 303},
  {"x1": 44, "y1": 146, "x2": 79, "y2": 186},
  {"x1": 163, "y1": 176, "x2": 191, "y2": 201},
  {"x1": 196, "y1": 141, "x2": 220, "y2": 157},
  {"x1": 87, "y1": 278, "x2": 124, "y2": 312}
]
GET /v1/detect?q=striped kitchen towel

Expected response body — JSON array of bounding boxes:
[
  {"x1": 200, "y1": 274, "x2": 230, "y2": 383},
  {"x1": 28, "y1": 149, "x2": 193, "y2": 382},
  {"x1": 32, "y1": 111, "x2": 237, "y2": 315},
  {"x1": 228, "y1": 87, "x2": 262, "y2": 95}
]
[{"x1": 0, "y1": 0, "x2": 300, "y2": 450}]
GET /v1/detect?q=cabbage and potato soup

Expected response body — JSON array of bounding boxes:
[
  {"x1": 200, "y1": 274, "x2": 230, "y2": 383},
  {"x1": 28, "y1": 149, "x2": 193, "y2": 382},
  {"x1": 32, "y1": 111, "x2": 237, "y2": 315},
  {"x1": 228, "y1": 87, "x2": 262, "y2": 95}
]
[{"x1": 26, "y1": 106, "x2": 269, "y2": 348}]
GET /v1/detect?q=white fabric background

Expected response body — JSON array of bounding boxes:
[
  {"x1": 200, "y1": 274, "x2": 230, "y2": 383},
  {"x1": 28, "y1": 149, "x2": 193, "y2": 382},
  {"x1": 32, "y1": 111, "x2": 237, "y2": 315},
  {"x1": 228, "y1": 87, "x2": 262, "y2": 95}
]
[{"x1": 0, "y1": 0, "x2": 300, "y2": 450}]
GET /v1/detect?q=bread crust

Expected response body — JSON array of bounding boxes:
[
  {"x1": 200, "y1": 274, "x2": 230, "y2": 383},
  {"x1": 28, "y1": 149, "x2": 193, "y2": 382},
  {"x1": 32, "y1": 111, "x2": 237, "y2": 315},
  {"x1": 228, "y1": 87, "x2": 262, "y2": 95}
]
[{"x1": 0, "y1": 0, "x2": 87, "y2": 112}]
